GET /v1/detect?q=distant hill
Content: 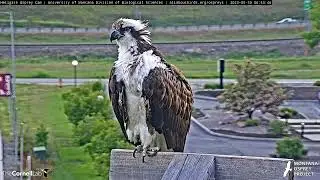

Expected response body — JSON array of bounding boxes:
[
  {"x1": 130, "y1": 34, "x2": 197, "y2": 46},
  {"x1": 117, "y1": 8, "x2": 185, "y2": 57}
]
[{"x1": 0, "y1": 0, "x2": 304, "y2": 27}]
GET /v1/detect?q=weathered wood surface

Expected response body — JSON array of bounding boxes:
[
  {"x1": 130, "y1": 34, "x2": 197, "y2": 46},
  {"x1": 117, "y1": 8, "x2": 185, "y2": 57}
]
[
  {"x1": 161, "y1": 154, "x2": 215, "y2": 180},
  {"x1": 109, "y1": 149, "x2": 294, "y2": 180}
]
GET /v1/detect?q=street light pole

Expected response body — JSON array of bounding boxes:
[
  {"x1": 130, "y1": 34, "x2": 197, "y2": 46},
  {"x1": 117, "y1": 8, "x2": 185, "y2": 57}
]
[
  {"x1": 218, "y1": 58, "x2": 225, "y2": 89},
  {"x1": 72, "y1": 60, "x2": 78, "y2": 87},
  {"x1": 74, "y1": 65, "x2": 77, "y2": 87}
]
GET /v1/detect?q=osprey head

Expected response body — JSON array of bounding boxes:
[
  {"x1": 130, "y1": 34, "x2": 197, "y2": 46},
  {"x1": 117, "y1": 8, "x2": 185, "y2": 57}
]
[{"x1": 110, "y1": 18, "x2": 151, "y2": 45}]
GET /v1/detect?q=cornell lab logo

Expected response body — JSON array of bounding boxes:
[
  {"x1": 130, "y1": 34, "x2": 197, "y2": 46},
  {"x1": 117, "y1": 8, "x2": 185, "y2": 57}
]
[
  {"x1": 283, "y1": 161, "x2": 292, "y2": 177},
  {"x1": 41, "y1": 169, "x2": 50, "y2": 177}
]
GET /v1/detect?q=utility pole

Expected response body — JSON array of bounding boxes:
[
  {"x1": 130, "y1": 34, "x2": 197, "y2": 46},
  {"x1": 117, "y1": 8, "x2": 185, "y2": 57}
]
[
  {"x1": 304, "y1": 0, "x2": 312, "y2": 32},
  {"x1": 20, "y1": 122, "x2": 24, "y2": 180},
  {"x1": 26, "y1": 155, "x2": 31, "y2": 180},
  {"x1": 9, "y1": 10, "x2": 19, "y2": 164},
  {"x1": 1, "y1": 8, "x2": 19, "y2": 166}
]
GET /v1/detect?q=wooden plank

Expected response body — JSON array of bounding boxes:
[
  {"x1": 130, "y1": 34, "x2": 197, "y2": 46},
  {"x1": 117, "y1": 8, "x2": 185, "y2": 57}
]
[
  {"x1": 109, "y1": 149, "x2": 293, "y2": 180},
  {"x1": 161, "y1": 154, "x2": 215, "y2": 180},
  {"x1": 160, "y1": 155, "x2": 187, "y2": 179}
]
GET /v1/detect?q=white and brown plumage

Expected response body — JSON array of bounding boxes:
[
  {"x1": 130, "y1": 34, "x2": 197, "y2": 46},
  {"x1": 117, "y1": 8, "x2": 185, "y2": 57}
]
[{"x1": 108, "y1": 18, "x2": 193, "y2": 162}]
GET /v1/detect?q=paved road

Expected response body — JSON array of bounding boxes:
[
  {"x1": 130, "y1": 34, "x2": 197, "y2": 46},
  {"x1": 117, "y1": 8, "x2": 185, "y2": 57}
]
[
  {"x1": 186, "y1": 118, "x2": 320, "y2": 180},
  {"x1": 193, "y1": 97, "x2": 320, "y2": 120},
  {"x1": 187, "y1": 117, "x2": 320, "y2": 157},
  {"x1": 282, "y1": 101, "x2": 320, "y2": 119},
  {"x1": 190, "y1": 97, "x2": 320, "y2": 179},
  {"x1": 15, "y1": 78, "x2": 317, "y2": 88}
]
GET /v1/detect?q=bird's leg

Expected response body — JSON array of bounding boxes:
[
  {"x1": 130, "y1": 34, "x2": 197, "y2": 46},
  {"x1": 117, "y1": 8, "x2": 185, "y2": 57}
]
[
  {"x1": 142, "y1": 147, "x2": 147, "y2": 163},
  {"x1": 133, "y1": 145, "x2": 143, "y2": 158},
  {"x1": 146, "y1": 147, "x2": 160, "y2": 157},
  {"x1": 133, "y1": 145, "x2": 159, "y2": 162},
  {"x1": 141, "y1": 146, "x2": 160, "y2": 163}
]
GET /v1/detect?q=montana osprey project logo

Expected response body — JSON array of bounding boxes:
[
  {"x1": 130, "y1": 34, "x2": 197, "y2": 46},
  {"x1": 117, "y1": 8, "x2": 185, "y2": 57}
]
[{"x1": 283, "y1": 161, "x2": 292, "y2": 177}]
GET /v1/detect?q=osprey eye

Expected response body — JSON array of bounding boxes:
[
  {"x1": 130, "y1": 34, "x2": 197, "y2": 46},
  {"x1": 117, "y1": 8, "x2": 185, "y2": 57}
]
[{"x1": 120, "y1": 27, "x2": 131, "y2": 32}]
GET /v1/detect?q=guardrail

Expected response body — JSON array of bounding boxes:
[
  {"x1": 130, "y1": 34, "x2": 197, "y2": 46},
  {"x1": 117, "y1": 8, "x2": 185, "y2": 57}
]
[
  {"x1": 0, "y1": 22, "x2": 307, "y2": 34},
  {"x1": 0, "y1": 38, "x2": 304, "y2": 46}
]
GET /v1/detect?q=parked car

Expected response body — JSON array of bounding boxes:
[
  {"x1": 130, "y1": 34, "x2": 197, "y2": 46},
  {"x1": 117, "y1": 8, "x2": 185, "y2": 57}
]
[{"x1": 276, "y1": 18, "x2": 297, "y2": 24}]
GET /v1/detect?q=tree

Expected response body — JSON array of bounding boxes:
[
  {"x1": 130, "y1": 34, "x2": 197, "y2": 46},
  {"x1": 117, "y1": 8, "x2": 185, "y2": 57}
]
[
  {"x1": 62, "y1": 81, "x2": 131, "y2": 178},
  {"x1": 74, "y1": 114, "x2": 110, "y2": 146},
  {"x1": 62, "y1": 82, "x2": 113, "y2": 126},
  {"x1": 219, "y1": 60, "x2": 288, "y2": 119},
  {"x1": 302, "y1": 0, "x2": 320, "y2": 49},
  {"x1": 84, "y1": 120, "x2": 132, "y2": 177}
]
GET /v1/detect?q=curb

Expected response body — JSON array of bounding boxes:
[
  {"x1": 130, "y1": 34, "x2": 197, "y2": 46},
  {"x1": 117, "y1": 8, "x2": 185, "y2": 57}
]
[
  {"x1": 191, "y1": 118, "x2": 320, "y2": 146},
  {"x1": 191, "y1": 117, "x2": 279, "y2": 142},
  {"x1": 193, "y1": 95, "x2": 217, "y2": 101},
  {"x1": 193, "y1": 93, "x2": 320, "y2": 143}
]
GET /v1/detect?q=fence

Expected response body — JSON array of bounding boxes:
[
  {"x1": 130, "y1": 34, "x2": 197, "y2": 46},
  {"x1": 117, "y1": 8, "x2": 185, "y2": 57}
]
[{"x1": 0, "y1": 22, "x2": 307, "y2": 34}]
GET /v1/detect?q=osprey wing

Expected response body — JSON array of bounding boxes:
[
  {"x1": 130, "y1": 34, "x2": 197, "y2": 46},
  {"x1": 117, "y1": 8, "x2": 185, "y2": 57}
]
[
  {"x1": 142, "y1": 64, "x2": 193, "y2": 152},
  {"x1": 108, "y1": 67, "x2": 129, "y2": 140}
]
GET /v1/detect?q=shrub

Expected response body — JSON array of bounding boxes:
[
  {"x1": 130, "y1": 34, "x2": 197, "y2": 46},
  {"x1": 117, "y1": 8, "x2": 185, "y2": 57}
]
[
  {"x1": 276, "y1": 137, "x2": 305, "y2": 159},
  {"x1": 245, "y1": 119, "x2": 259, "y2": 127},
  {"x1": 62, "y1": 81, "x2": 131, "y2": 178},
  {"x1": 204, "y1": 83, "x2": 221, "y2": 89},
  {"x1": 84, "y1": 120, "x2": 132, "y2": 177},
  {"x1": 31, "y1": 71, "x2": 51, "y2": 78},
  {"x1": 314, "y1": 80, "x2": 320, "y2": 86},
  {"x1": 91, "y1": 81, "x2": 103, "y2": 92},
  {"x1": 62, "y1": 82, "x2": 112, "y2": 126},
  {"x1": 74, "y1": 114, "x2": 108, "y2": 146},
  {"x1": 23, "y1": 125, "x2": 35, "y2": 153},
  {"x1": 279, "y1": 108, "x2": 298, "y2": 119},
  {"x1": 269, "y1": 120, "x2": 287, "y2": 136},
  {"x1": 204, "y1": 83, "x2": 233, "y2": 89},
  {"x1": 224, "y1": 83, "x2": 234, "y2": 89},
  {"x1": 300, "y1": 63, "x2": 312, "y2": 68},
  {"x1": 0, "y1": 62, "x2": 7, "y2": 68},
  {"x1": 35, "y1": 124, "x2": 49, "y2": 147}
]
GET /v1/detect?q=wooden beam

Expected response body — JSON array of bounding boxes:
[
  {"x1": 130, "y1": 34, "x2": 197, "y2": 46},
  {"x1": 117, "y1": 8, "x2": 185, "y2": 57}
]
[
  {"x1": 109, "y1": 149, "x2": 294, "y2": 180},
  {"x1": 161, "y1": 154, "x2": 215, "y2": 180}
]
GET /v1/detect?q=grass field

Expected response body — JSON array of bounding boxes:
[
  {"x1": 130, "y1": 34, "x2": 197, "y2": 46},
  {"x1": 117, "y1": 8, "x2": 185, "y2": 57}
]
[
  {"x1": 0, "y1": 1, "x2": 303, "y2": 27},
  {"x1": 0, "y1": 85, "x2": 104, "y2": 180},
  {"x1": 0, "y1": 28, "x2": 304, "y2": 43},
  {"x1": 0, "y1": 56, "x2": 320, "y2": 79}
]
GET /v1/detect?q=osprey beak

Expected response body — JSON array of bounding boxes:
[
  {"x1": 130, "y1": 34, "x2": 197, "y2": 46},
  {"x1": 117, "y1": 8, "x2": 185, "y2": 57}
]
[{"x1": 110, "y1": 30, "x2": 123, "y2": 42}]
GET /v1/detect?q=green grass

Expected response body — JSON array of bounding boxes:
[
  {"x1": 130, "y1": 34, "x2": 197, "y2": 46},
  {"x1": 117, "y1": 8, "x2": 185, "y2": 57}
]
[
  {"x1": 245, "y1": 119, "x2": 260, "y2": 127},
  {"x1": 0, "y1": 85, "x2": 103, "y2": 180},
  {"x1": 0, "y1": 1, "x2": 303, "y2": 27},
  {"x1": 0, "y1": 28, "x2": 304, "y2": 43},
  {"x1": 2, "y1": 56, "x2": 320, "y2": 79}
]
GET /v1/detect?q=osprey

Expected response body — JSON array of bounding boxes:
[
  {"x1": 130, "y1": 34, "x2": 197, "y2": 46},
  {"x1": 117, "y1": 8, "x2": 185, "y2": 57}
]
[{"x1": 108, "y1": 18, "x2": 193, "y2": 162}]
